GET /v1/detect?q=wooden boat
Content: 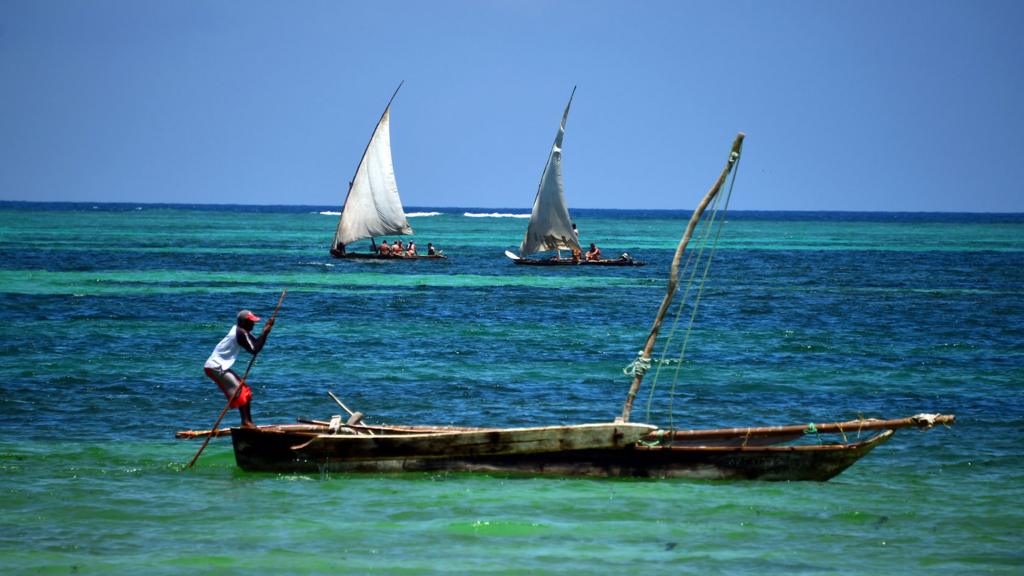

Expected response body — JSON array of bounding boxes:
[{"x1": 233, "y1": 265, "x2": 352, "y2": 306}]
[
  {"x1": 331, "y1": 251, "x2": 446, "y2": 261},
  {"x1": 505, "y1": 251, "x2": 644, "y2": 266},
  {"x1": 179, "y1": 133, "x2": 955, "y2": 480},
  {"x1": 328, "y1": 82, "x2": 446, "y2": 260},
  {"x1": 505, "y1": 87, "x2": 642, "y2": 266},
  {"x1": 176, "y1": 414, "x2": 951, "y2": 480}
]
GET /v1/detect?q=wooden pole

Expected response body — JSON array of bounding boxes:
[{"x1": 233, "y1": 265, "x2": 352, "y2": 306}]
[
  {"x1": 645, "y1": 414, "x2": 956, "y2": 442},
  {"x1": 327, "y1": 390, "x2": 374, "y2": 436},
  {"x1": 620, "y1": 133, "x2": 744, "y2": 423},
  {"x1": 187, "y1": 289, "x2": 287, "y2": 468},
  {"x1": 327, "y1": 390, "x2": 356, "y2": 418},
  {"x1": 176, "y1": 428, "x2": 231, "y2": 439}
]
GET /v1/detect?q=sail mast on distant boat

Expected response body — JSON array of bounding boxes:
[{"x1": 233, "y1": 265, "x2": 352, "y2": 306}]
[
  {"x1": 507, "y1": 87, "x2": 642, "y2": 267},
  {"x1": 331, "y1": 82, "x2": 413, "y2": 254},
  {"x1": 518, "y1": 86, "x2": 581, "y2": 258}
]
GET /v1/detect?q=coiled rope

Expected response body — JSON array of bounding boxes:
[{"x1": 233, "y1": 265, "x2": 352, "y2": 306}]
[{"x1": 622, "y1": 351, "x2": 652, "y2": 377}]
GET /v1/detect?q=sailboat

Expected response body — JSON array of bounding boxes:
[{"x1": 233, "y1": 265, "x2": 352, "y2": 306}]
[
  {"x1": 504, "y1": 87, "x2": 642, "y2": 266},
  {"x1": 329, "y1": 82, "x2": 445, "y2": 260},
  {"x1": 179, "y1": 133, "x2": 955, "y2": 481}
]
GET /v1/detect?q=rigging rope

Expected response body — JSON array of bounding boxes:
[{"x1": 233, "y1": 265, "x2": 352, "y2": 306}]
[
  {"x1": 643, "y1": 190, "x2": 722, "y2": 420},
  {"x1": 664, "y1": 172, "x2": 738, "y2": 428},
  {"x1": 804, "y1": 422, "x2": 824, "y2": 444},
  {"x1": 641, "y1": 152, "x2": 743, "y2": 426}
]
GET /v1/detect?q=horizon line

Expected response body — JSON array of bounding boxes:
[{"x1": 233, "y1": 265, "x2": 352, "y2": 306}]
[{"x1": 1, "y1": 199, "x2": 1023, "y2": 215}]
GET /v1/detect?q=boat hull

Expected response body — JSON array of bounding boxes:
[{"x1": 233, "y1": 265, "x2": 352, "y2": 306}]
[
  {"x1": 330, "y1": 251, "x2": 447, "y2": 260},
  {"x1": 230, "y1": 424, "x2": 892, "y2": 481},
  {"x1": 512, "y1": 257, "x2": 643, "y2": 266},
  {"x1": 232, "y1": 422, "x2": 654, "y2": 471},
  {"x1": 595, "y1": 432, "x2": 893, "y2": 481}
]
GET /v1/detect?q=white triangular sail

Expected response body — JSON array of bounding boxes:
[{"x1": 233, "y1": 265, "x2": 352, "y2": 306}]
[
  {"x1": 518, "y1": 88, "x2": 581, "y2": 257},
  {"x1": 332, "y1": 86, "x2": 412, "y2": 249}
]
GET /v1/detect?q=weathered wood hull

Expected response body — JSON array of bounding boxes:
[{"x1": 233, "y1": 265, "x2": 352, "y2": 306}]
[
  {"x1": 229, "y1": 423, "x2": 893, "y2": 481},
  {"x1": 232, "y1": 422, "x2": 655, "y2": 472},
  {"x1": 601, "y1": 431, "x2": 893, "y2": 481}
]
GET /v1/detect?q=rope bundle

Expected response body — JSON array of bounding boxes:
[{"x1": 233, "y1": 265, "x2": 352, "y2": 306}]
[{"x1": 622, "y1": 352, "x2": 652, "y2": 377}]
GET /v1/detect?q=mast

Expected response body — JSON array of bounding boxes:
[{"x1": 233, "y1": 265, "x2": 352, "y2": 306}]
[
  {"x1": 343, "y1": 81, "x2": 403, "y2": 211},
  {"x1": 619, "y1": 133, "x2": 745, "y2": 423},
  {"x1": 519, "y1": 86, "x2": 581, "y2": 257}
]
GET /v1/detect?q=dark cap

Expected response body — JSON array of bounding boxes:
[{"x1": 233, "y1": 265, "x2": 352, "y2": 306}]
[{"x1": 237, "y1": 309, "x2": 261, "y2": 323}]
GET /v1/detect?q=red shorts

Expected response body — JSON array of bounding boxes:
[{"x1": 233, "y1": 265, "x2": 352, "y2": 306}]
[
  {"x1": 227, "y1": 384, "x2": 252, "y2": 408},
  {"x1": 204, "y1": 367, "x2": 252, "y2": 408}
]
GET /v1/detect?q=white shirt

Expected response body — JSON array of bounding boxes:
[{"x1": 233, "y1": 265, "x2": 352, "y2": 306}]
[{"x1": 205, "y1": 325, "x2": 241, "y2": 371}]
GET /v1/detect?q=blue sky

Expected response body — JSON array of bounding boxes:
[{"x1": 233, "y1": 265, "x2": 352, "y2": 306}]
[{"x1": 1, "y1": 0, "x2": 1022, "y2": 211}]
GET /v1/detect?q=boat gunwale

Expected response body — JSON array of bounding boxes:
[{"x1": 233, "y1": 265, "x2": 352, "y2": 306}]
[{"x1": 268, "y1": 421, "x2": 658, "y2": 442}]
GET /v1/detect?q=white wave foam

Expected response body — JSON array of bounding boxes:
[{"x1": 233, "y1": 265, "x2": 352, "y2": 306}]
[
  {"x1": 463, "y1": 212, "x2": 531, "y2": 218},
  {"x1": 320, "y1": 210, "x2": 441, "y2": 217}
]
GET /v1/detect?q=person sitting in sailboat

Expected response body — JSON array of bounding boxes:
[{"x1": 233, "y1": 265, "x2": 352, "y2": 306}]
[
  {"x1": 406, "y1": 241, "x2": 417, "y2": 257},
  {"x1": 391, "y1": 240, "x2": 403, "y2": 256},
  {"x1": 379, "y1": 240, "x2": 390, "y2": 257},
  {"x1": 585, "y1": 243, "x2": 601, "y2": 261},
  {"x1": 427, "y1": 243, "x2": 436, "y2": 256}
]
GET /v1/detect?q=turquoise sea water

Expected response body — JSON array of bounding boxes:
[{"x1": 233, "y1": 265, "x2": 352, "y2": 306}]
[{"x1": 1, "y1": 203, "x2": 1022, "y2": 574}]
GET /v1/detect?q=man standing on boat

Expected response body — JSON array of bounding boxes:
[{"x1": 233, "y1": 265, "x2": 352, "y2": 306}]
[{"x1": 203, "y1": 309, "x2": 275, "y2": 428}]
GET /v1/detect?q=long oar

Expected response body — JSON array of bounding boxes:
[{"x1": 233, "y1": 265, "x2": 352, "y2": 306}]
[{"x1": 187, "y1": 289, "x2": 287, "y2": 468}]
